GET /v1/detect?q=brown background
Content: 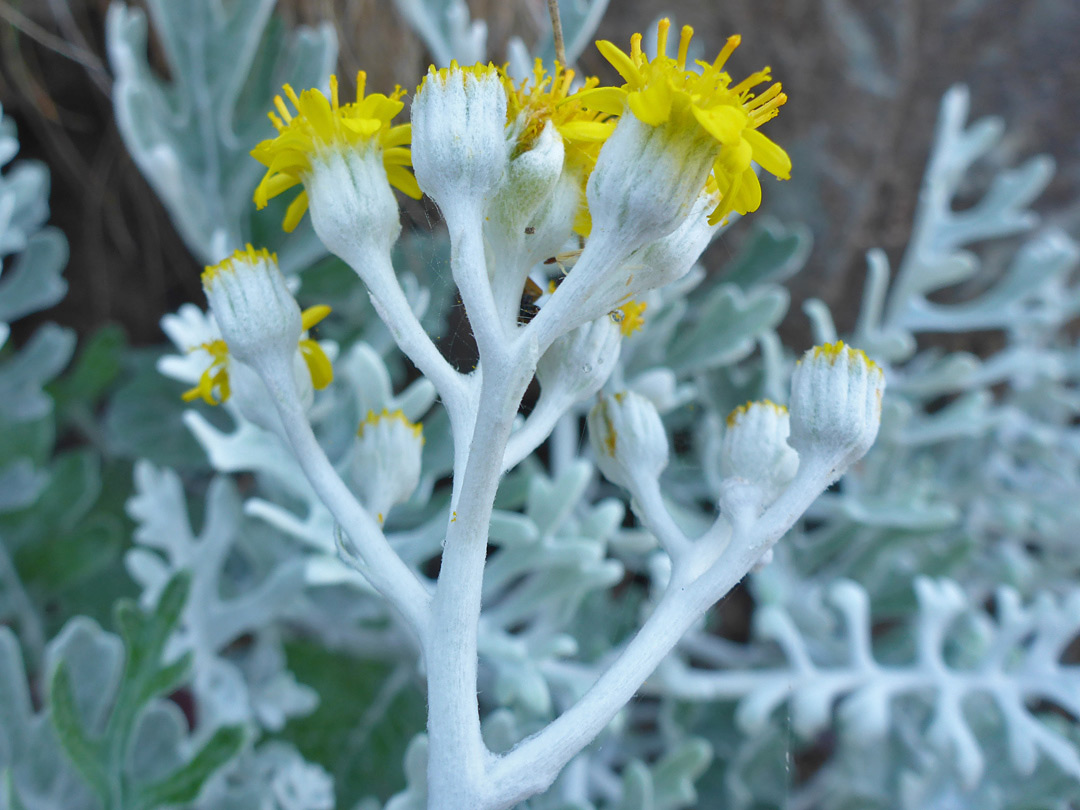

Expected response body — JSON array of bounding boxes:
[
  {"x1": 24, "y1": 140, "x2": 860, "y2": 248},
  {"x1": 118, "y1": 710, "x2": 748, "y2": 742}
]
[{"x1": 2, "y1": 0, "x2": 1077, "y2": 345}]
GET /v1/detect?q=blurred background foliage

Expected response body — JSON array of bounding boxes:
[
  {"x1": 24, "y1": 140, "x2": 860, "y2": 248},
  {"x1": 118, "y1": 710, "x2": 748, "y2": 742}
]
[{"x1": 0, "y1": 0, "x2": 1077, "y2": 347}]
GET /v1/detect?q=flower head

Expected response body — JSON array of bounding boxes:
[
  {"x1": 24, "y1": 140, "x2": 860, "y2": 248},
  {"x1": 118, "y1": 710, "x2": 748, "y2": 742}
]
[
  {"x1": 411, "y1": 62, "x2": 508, "y2": 209},
  {"x1": 349, "y1": 409, "x2": 425, "y2": 523},
  {"x1": 788, "y1": 341, "x2": 884, "y2": 472},
  {"x1": 188, "y1": 246, "x2": 334, "y2": 404},
  {"x1": 721, "y1": 400, "x2": 799, "y2": 505},
  {"x1": 583, "y1": 19, "x2": 791, "y2": 225},
  {"x1": 251, "y1": 72, "x2": 420, "y2": 232},
  {"x1": 588, "y1": 390, "x2": 669, "y2": 490}
]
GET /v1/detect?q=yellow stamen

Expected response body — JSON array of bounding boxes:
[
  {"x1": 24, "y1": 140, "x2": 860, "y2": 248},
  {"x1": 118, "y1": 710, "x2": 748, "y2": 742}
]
[
  {"x1": 677, "y1": 25, "x2": 693, "y2": 70},
  {"x1": 746, "y1": 82, "x2": 784, "y2": 111},
  {"x1": 713, "y1": 34, "x2": 741, "y2": 71},
  {"x1": 733, "y1": 68, "x2": 772, "y2": 96},
  {"x1": 273, "y1": 95, "x2": 292, "y2": 125},
  {"x1": 656, "y1": 18, "x2": 671, "y2": 60}
]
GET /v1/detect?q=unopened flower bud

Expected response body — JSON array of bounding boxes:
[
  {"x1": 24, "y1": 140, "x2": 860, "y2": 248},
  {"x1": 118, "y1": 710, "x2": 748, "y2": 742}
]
[
  {"x1": 628, "y1": 190, "x2": 720, "y2": 296},
  {"x1": 588, "y1": 391, "x2": 669, "y2": 490},
  {"x1": 788, "y1": 341, "x2": 884, "y2": 471},
  {"x1": 411, "y1": 63, "x2": 508, "y2": 208},
  {"x1": 721, "y1": 400, "x2": 799, "y2": 505},
  {"x1": 490, "y1": 122, "x2": 565, "y2": 239},
  {"x1": 202, "y1": 246, "x2": 301, "y2": 376},
  {"x1": 348, "y1": 409, "x2": 425, "y2": 524},
  {"x1": 536, "y1": 315, "x2": 621, "y2": 405}
]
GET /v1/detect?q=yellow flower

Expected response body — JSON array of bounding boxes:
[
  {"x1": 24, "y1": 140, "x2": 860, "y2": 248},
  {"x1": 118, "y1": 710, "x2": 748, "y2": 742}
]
[
  {"x1": 184, "y1": 247, "x2": 335, "y2": 404},
  {"x1": 505, "y1": 59, "x2": 617, "y2": 172},
  {"x1": 581, "y1": 19, "x2": 791, "y2": 225},
  {"x1": 251, "y1": 72, "x2": 421, "y2": 232}
]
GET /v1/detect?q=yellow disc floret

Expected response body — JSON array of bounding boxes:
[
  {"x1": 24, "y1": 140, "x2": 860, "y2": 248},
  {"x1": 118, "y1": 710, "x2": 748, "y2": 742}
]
[
  {"x1": 810, "y1": 340, "x2": 882, "y2": 374},
  {"x1": 357, "y1": 408, "x2": 425, "y2": 443},
  {"x1": 202, "y1": 245, "x2": 276, "y2": 286},
  {"x1": 581, "y1": 18, "x2": 791, "y2": 225},
  {"x1": 726, "y1": 399, "x2": 788, "y2": 428},
  {"x1": 251, "y1": 72, "x2": 421, "y2": 232}
]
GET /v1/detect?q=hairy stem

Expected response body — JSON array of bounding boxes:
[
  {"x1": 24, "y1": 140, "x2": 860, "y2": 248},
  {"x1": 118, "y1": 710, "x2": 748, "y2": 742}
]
[
  {"x1": 425, "y1": 345, "x2": 533, "y2": 807},
  {"x1": 262, "y1": 357, "x2": 432, "y2": 638}
]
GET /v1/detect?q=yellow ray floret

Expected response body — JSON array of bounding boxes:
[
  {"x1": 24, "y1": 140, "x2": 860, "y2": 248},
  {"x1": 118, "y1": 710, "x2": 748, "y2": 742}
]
[
  {"x1": 182, "y1": 340, "x2": 231, "y2": 405},
  {"x1": 613, "y1": 299, "x2": 647, "y2": 336},
  {"x1": 581, "y1": 18, "x2": 791, "y2": 225},
  {"x1": 251, "y1": 72, "x2": 421, "y2": 232}
]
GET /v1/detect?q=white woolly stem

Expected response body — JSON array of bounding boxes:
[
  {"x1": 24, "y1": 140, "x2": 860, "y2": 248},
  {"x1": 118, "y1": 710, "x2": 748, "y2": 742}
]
[
  {"x1": 424, "y1": 331, "x2": 537, "y2": 807},
  {"x1": 484, "y1": 451, "x2": 846, "y2": 809},
  {"x1": 527, "y1": 229, "x2": 633, "y2": 354},
  {"x1": 258, "y1": 355, "x2": 432, "y2": 639},
  {"x1": 487, "y1": 584, "x2": 712, "y2": 807},
  {"x1": 446, "y1": 202, "x2": 508, "y2": 363},
  {"x1": 502, "y1": 389, "x2": 572, "y2": 473},
  {"x1": 347, "y1": 251, "x2": 468, "y2": 420},
  {"x1": 627, "y1": 472, "x2": 691, "y2": 559}
]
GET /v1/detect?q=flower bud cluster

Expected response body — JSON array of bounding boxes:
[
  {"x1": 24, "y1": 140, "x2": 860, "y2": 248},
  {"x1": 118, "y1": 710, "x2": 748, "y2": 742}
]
[{"x1": 708, "y1": 343, "x2": 883, "y2": 520}]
